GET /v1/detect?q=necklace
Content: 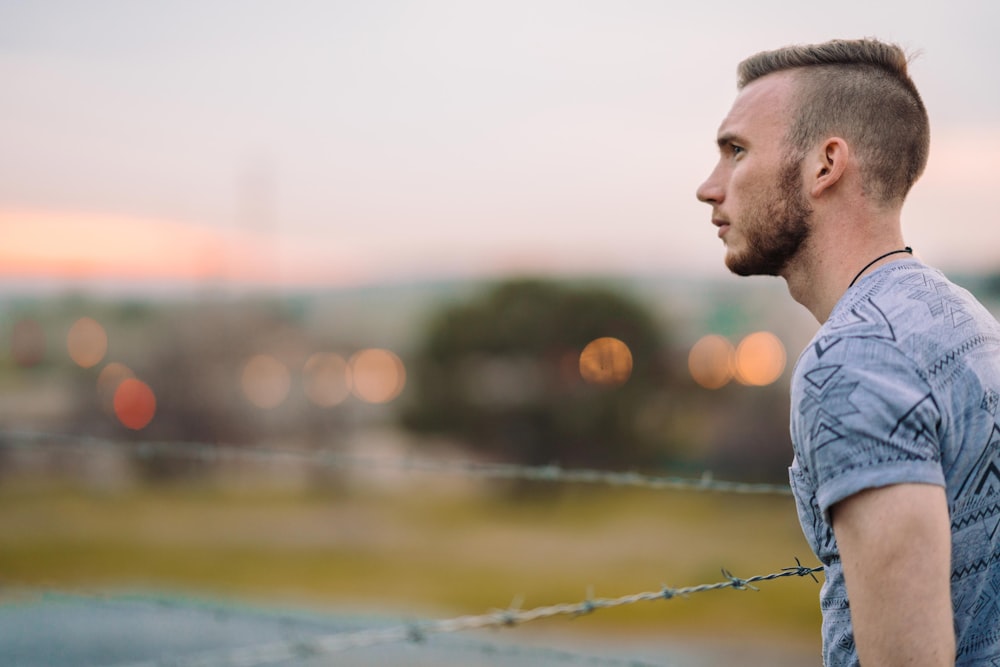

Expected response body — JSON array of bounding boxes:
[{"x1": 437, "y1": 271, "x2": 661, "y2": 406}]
[{"x1": 848, "y1": 246, "x2": 913, "y2": 288}]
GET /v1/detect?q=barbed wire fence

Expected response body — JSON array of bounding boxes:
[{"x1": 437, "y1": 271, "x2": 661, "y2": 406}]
[
  {"x1": 106, "y1": 561, "x2": 820, "y2": 667},
  {"x1": 0, "y1": 430, "x2": 821, "y2": 666},
  {"x1": 0, "y1": 430, "x2": 793, "y2": 496}
]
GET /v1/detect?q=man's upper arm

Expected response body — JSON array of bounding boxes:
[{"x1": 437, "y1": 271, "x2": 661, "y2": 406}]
[{"x1": 831, "y1": 483, "x2": 955, "y2": 666}]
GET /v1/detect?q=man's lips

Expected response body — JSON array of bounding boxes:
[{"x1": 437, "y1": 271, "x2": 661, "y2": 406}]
[{"x1": 712, "y1": 219, "x2": 730, "y2": 238}]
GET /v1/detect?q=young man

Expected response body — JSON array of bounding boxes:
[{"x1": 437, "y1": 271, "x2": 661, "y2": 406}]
[{"x1": 696, "y1": 39, "x2": 1000, "y2": 666}]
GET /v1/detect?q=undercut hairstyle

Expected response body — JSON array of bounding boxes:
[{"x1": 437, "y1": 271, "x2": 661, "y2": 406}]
[{"x1": 738, "y1": 38, "x2": 930, "y2": 205}]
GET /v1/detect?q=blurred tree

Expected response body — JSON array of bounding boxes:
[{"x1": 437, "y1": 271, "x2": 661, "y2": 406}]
[{"x1": 400, "y1": 278, "x2": 677, "y2": 469}]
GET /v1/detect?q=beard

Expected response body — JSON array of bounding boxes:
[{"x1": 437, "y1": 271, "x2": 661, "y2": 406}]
[{"x1": 726, "y1": 159, "x2": 812, "y2": 277}]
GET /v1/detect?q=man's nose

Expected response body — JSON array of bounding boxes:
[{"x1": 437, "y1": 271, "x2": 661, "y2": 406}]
[{"x1": 696, "y1": 167, "x2": 723, "y2": 205}]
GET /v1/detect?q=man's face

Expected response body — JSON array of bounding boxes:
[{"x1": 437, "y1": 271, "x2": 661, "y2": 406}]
[{"x1": 696, "y1": 72, "x2": 812, "y2": 277}]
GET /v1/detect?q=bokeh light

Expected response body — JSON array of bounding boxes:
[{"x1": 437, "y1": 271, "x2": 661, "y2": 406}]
[
  {"x1": 734, "y1": 331, "x2": 786, "y2": 386},
  {"x1": 349, "y1": 348, "x2": 406, "y2": 404},
  {"x1": 113, "y1": 378, "x2": 156, "y2": 430},
  {"x1": 578, "y1": 337, "x2": 633, "y2": 388},
  {"x1": 688, "y1": 334, "x2": 735, "y2": 389},
  {"x1": 67, "y1": 317, "x2": 108, "y2": 368},
  {"x1": 303, "y1": 352, "x2": 351, "y2": 407},
  {"x1": 10, "y1": 318, "x2": 46, "y2": 367},
  {"x1": 97, "y1": 362, "x2": 135, "y2": 415},
  {"x1": 241, "y1": 354, "x2": 292, "y2": 409}
]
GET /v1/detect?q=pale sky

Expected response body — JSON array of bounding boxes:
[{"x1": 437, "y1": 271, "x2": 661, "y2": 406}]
[{"x1": 2, "y1": 0, "x2": 998, "y2": 287}]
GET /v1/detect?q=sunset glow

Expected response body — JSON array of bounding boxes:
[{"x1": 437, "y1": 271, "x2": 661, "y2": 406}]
[
  {"x1": 0, "y1": 209, "x2": 358, "y2": 286},
  {"x1": 1, "y1": 210, "x2": 234, "y2": 280}
]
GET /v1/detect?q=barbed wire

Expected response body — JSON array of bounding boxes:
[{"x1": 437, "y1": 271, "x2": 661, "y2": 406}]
[
  {"x1": 3, "y1": 431, "x2": 814, "y2": 664},
  {"x1": 111, "y1": 560, "x2": 821, "y2": 667},
  {"x1": 0, "y1": 430, "x2": 793, "y2": 496}
]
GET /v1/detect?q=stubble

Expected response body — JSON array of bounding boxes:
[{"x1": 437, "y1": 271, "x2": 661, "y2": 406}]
[{"x1": 726, "y1": 159, "x2": 813, "y2": 277}]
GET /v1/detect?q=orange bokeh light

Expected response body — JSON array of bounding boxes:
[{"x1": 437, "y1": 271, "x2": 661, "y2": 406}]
[
  {"x1": 578, "y1": 337, "x2": 633, "y2": 388},
  {"x1": 349, "y1": 348, "x2": 406, "y2": 404},
  {"x1": 241, "y1": 354, "x2": 291, "y2": 409},
  {"x1": 114, "y1": 378, "x2": 156, "y2": 430},
  {"x1": 303, "y1": 352, "x2": 351, "y2": 407},
  {"x1": 734, "y1": 331, "x2": 786, "y2": 386},
  {"x1": 67, "y1": 317, "x2": 108, "y2": 368},
  {"x1": 688, "y1": 334, "x2": 735, "y2": 390}
]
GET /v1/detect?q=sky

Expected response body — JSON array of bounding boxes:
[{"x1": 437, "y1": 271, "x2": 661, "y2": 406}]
[{"x1": 2, "y1": 0, "x2": 998, "y2": 289}]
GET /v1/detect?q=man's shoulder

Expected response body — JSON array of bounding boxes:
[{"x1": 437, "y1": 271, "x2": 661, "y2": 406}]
[
  {"x1": 802, "y1": 261, "x2": 1000, "y2": 370},
  {"x1": 829, "y1": 261, "x2": 965, "y2": 331}
]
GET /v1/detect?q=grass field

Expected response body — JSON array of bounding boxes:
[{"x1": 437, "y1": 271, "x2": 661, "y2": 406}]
[{"x1": 0, "y1": 473, "x2": 823, "y2": 657}]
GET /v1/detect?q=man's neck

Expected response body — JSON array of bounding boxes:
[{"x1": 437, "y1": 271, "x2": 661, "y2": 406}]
[
  {"x1": 782, "y1": 210, "x2": 906, "y2": 324},
  {"x1": 783, "y1": 248, "x2": 842, "y2": 323}
]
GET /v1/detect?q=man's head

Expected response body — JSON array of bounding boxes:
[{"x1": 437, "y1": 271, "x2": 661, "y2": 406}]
[
  {"x1": 738, "y1": 38, "x2": 929, "y2": 205},
  {"x1": 697, "y1": 38, "x2": 929, "y2": 278}
]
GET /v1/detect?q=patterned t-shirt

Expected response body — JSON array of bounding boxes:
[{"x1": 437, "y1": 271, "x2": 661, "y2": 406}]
[{"x1": 789, "y1": 259, "x2": 1000, "y2": 666}]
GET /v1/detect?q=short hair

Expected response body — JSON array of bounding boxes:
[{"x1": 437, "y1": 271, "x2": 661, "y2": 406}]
[{"x1": 738, "y1": 38, "x2": 930, "y2": 205}]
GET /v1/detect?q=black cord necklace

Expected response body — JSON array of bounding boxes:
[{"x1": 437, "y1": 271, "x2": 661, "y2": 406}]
[{"x1": 848, "y1": 246, "x2": 913, "y2": 288}]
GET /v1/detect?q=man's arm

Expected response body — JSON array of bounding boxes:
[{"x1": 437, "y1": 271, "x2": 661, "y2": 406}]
[{"x1": 831, "y1": 483, "x2": 955, "y2": 666}]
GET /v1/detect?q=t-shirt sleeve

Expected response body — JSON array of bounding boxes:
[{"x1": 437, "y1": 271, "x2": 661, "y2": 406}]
[{"x1": 792, "y1": 336, "x2": 945, "y2": 518}]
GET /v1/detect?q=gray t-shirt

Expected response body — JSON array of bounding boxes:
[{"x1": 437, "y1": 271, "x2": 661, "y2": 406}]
[{"x1": 789, "y1": 259, "x2": 1000, "y2": 666}]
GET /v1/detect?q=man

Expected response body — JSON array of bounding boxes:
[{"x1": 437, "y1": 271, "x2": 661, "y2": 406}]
[{"x1": 696, "y1": 39, "x2": 1000, "y2": 666}]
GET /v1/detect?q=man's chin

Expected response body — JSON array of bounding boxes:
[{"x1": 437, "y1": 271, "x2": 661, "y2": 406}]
[
  {"x1": 725, "y1": 252, "x2": 781, "y2": 277},
  {"x1": 724, "y1": 252, "x2": 753, "y2": 277}
]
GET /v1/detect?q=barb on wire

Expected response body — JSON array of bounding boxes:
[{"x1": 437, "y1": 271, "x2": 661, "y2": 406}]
[
  {"x1": 112, "y1": 561, "x2": 822, "y2": 667},
  {"x1": 0, "y1": 430, "x2": 793, "y2": 496}
]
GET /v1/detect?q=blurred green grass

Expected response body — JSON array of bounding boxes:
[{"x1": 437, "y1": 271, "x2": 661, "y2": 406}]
[{"x1": 0, "y1": 477, "x2": 822, "y2": 651}]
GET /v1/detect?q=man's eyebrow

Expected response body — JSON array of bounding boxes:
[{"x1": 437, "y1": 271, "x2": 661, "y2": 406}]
[{"x1": 716, "y1": 132, "x2": 744, "y2": 149}]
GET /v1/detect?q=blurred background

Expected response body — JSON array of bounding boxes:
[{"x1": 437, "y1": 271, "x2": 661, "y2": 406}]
[{"x1": 2, "y1": 1, "x2": 999, "y2": 665}]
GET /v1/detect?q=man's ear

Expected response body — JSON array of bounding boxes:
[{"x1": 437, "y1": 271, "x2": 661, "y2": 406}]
[{"x1": 809, "y1": 138, "x2": 849, "y2": 198}]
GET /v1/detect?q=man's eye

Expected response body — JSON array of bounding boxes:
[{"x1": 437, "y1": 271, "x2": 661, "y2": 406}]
[{"x1": 731, "y1": 145, "x2": 745, "y2": 156}]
